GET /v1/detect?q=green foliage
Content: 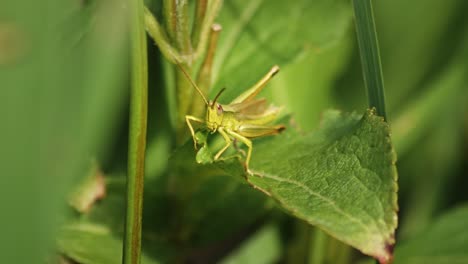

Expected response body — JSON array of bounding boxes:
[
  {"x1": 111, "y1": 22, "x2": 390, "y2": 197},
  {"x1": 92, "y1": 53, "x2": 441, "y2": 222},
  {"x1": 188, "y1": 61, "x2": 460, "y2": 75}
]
[
  {"x1": 220, "y1": 224, "x2": 282, "y2": 264},
  {"x1": 245, "y1": 109, "x2": 397, "y2": 262},
  {"x1": 394, "y1": 205, "x2": 468, "y2": 264},
  {"x1": 0, "y1": 0, "x2": 127, "y2": 262},
  {"x1": 58, "y1": 223, "x2": 160, "y2": 264},
  {"x1": 212, "y1": 0, "x2": 352, "y2": 101},
  {"x1": 171, "y1": 109, "x2": 397, "y2": 261},
  {"x1": 3, "y1": 0, "x2": 468, "y2": 263}
]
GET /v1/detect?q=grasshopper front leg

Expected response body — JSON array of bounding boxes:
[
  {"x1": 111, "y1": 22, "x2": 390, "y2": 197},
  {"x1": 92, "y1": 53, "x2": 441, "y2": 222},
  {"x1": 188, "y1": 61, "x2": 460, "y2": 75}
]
[
  {"x1": 185, "y1": 115, "x2": 205, "y2": 149},
  {"x1": 214, "y1": 127, "x2": 232, "y2": 160},
  {"x1": 226, "y1": 129, "x2": 253, "y2": 173}
]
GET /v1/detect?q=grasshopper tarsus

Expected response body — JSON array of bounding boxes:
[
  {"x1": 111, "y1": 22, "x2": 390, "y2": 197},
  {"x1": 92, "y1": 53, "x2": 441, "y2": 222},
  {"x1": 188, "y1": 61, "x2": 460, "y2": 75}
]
[{"x1": 270, "y1": 65, "x2": 280, "y2": 77}]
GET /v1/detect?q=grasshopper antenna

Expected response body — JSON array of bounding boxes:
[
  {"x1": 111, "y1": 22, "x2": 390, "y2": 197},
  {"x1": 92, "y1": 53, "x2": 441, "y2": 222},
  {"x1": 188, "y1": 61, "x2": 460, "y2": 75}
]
[
  {"x1": 174, "y1": 59, "x2": 209, "y2": 105},
  {"x1": 211, "y1": 87, "x2": 226, "y2": 108}
]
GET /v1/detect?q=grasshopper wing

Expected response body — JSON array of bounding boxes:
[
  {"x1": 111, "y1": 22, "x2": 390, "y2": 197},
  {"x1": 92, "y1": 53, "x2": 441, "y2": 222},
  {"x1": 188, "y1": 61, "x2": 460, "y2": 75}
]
[
  {"x1": 223, "y1": 98, "x2": 281, "y2": 124},
  {"x1": 223, "y1": 98, "x2": 267, "y2": 115},
  {"x1": 235, "y1": 105, "x2": 283, "y2": 125}
]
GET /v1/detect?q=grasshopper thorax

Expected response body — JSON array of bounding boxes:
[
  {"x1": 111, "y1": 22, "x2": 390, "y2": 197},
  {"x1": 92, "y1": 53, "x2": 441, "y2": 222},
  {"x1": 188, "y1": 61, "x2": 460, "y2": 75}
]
[{"x1": 206, "y1": 102, "x2": 224, "y2": 132}]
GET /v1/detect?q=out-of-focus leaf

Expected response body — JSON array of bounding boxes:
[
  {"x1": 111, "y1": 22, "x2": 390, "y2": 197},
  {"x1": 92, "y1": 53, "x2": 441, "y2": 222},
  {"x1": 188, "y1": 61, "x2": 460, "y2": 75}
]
[
  {"x1": 172, "y1": 109, "x2": 398, "y2": 262},
  {"x1": 335, "y1": 0, "x2": 466, "y2": 114},
  {"x1": 220, "y1": 224, "x2": 281, "y2": 264},
  {"x1": 308, "y1": 228, "x2": 353, "y2": 264},
  {"x1": 375, "y1": 0, "x2": 463, "y2": 111},
  {"x1": 58, "y1": 223, "x2": 160, "y2": 264},
  {"x1": 398, "y1": 115, "x2": 463, "y2": 239},
  {"x1": 59, "y1": 177, "x2": 173, "y2": 263},
  {"x1": 394, "y1": 205, "x2": 468, "y2": 264},
  {"x1": 68, "y1": 163, "x2": 106, "y2": 213},
  {"x1": 211, "y1": 0, "x2": 352, "y2": 101},
  {"x1": 0, "y1": 0, "x2": 127, "y2": 262},
  {"x1": 391, "y1": 57, "x2": 467, "y2": 156},
  {"x1": 182, "y1": 174, "x2": 271, "y2": 247},
  {"x1": 269, "y1": 34, "x2": 354, "y2": 130},
  {"x1": 167, "y1": 146, "x2": 271, "y2": 249}
]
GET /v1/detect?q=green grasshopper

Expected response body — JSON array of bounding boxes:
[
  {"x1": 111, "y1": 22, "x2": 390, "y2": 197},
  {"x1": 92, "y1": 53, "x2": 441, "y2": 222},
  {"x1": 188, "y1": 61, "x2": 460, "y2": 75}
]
[{"x1": 178, "y1": 63, "x2": 285, "y2": 173}]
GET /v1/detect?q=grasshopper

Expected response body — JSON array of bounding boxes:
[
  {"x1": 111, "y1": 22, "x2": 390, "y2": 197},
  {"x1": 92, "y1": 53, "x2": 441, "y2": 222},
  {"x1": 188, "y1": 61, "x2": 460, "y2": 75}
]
[{"x1": 178, "y1": 63, "x2": 285, "y2": 173}]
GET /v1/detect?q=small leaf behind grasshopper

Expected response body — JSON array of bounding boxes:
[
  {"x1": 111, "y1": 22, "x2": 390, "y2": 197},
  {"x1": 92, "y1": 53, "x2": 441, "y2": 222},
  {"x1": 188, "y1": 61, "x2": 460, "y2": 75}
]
[{"x1": 195, "y1": 130, "x2": 214, "y2": 164}]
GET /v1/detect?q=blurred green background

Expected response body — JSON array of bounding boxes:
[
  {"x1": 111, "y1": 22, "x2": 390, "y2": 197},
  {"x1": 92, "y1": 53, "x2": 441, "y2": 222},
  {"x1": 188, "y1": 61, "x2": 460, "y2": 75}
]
[{"x1": 1, "y1": 0, "x2": 467, "y2": 263}]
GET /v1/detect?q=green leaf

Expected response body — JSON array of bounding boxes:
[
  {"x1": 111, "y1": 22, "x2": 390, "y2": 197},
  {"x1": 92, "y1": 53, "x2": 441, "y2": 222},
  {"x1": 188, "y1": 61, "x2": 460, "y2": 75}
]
[
  {"x1": 374, "y1": 0, "x2": 463, "y2": 112},
  {"x1": 167, "y1": 146, "x2": 271, "y2": 248},
  {"x1": 58, "y1": 223, "x2": 160, "y2": 264},
  {"x1": 397, "y1": 116, "x2": 464, "y2": 239},
  {"x1": 243, "y1": 109, "x2": 398, "y2": 263},
  {"x1": 68, "y1": 162, "x2": 106, "y2": 213},
  {"x1": 211, "y1": 0, "x2": 352, "y2": 101},
  {"x1": 269, "y1": 34, "x2": 354, "y2": 130},
  {"x1": 394, "y1": 205, "x2": 468, "y2": 264},
  {"x1": 181, "y1": 174, "x2": 271, "y2": 247},
  {"x1": 391, "y1": 40, "x2": 468, "y2": 155},
  {"x1": 172, "y1": 109, "x2": 398, "y2": 262},
  {"x1": 195, "y1": 130, "x2": 214, "y2": 164},
  {"x1": 0, "y1": 0, "x2": 127, "y2": 262},
  {"x1": 59, "y1": 177, "x2": 173, "y2": 263},
  {"x1": 220, "y1": 224, "x2": 282, "y2": 264}
]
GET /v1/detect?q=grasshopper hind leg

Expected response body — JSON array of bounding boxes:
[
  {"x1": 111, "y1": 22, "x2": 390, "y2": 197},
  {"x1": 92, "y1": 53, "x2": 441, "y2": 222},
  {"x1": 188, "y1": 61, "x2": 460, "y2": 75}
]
[{"x1": 233, "y1": 138, "x2": 247, "y2": 157}]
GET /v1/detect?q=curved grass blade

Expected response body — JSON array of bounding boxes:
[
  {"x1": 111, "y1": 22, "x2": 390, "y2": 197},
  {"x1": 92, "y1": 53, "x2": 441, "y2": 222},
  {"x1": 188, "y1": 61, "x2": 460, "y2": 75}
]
[{"x1": 352, "y1": 0, "x2": 387, "y2": 120}]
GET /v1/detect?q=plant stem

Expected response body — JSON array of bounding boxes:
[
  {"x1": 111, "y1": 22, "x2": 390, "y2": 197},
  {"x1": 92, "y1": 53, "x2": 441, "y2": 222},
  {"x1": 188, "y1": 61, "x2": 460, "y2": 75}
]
[
  {"x1": 175, "y1": 61, "x2": 194, "y2": 143},
  {"x1": 144, "y1": 7, "x2": 181, "y2": 63},
  {"x1": 309, "y1": 228, "x2": 327, "y2": 264},
  {"x1": 123, "y1": 0, "x2": 148, "y2": 262},
  {"x1": 160, "y1": 0, "x2": 193, "y2": 143},
  {"x1": 352, "y1": 0, "x2": 387, "y2": 120},
  {"x1": 191, "y1": 0, "x2": 208, "y2": 48},
  {"x1": 173, "y1": 0, "x2": 192, "y2": 55},
  {"x1": 193, "y1": 0, "x2": 223, "y2": 59},
  {"x1": 191, "y1": 24, "x2": 222, "y2": 118},
  {"x1": 162, "y1": 0, "x2": 176, "y2": 42}
]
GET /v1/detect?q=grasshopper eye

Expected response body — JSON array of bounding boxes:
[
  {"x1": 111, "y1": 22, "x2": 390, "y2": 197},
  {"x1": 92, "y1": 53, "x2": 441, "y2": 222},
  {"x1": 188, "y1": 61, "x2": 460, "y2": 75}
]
[{"x1": 216, "y1": 104, "x2": 223, "y2": 115}]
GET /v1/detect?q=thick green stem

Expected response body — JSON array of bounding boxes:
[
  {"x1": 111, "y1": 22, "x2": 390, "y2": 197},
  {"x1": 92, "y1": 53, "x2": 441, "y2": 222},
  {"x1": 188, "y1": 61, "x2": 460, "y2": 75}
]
[
  {"x1": 173, "y1": 0, "x2": 192, "y2": 55},
  {"x1": 123, "y1": 0, "x2": 148, "y2": 262},
  {"x1": 146, "y1": 1, "x2": 223, "y2": 144},
  {"x1": 175, "y1": 61, "x2": 193, "y2": 143},
  {"x1": 352, "y1": 0, "x2": 387, "y2": 120},
  {"x1": 160, "y1": 0, "x2": 193, "y2": 143},
  {"x1": 144, "y1": 7, "x2": 181, "y2": 63}
]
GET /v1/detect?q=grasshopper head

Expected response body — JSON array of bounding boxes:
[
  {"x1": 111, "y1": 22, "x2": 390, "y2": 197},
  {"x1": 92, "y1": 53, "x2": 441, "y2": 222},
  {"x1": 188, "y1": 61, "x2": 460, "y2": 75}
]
[
  {"x1": 206, "y1": 102, "x2": 224, "y2": 132},
  {"x1": 205, "y1": 88, "x2": 226, "y2": 132}
]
